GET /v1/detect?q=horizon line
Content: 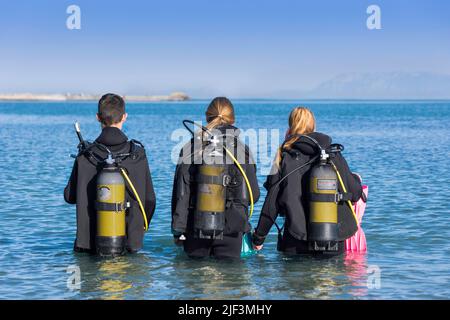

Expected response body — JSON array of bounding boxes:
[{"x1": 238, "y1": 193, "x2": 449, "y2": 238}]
[{"x1": 2, "y1": 98, "x2": 450, "y2": 103}]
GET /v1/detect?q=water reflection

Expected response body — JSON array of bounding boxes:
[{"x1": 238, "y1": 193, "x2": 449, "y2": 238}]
[
  {"x1": 343, "y1": 253, "x2": 369, "y2": 298},
  {"x1": 171, "y1": 256, "x2": 255, "y2": 299},
  {"x1": 273, "y1": 252, "x2": 369, "y2": 299},
  {"x1": 2, "y1": 101, "x2": 450, "y2": 299},
  {"x1": 97, "y1": 258, "x2": 133, "y2": 300},
  {"x1": 73, "y1": 253, "x2": 153, "y2": 300},
  {"x1": 281, "y1": 255, "x2": 343, "y2": 299}
]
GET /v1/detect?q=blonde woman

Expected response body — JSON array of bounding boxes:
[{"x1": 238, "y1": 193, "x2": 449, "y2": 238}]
[
  {"x1": 171, "y1": 97, "x2": 260, "y2": 259},
  {"x1": 252, "y1": 107, "x2": 362, "y2": 255}
]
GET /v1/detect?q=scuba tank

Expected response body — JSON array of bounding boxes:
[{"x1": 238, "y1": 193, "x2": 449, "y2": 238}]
[
  {"x1": 95, "y1": 154, "x2": 127, "y2": 256},
  {"x1": 308, "y1": 149, "x2": 339, "y2": 252},
  {"x1": 302, "y1": 137, "x2": 352, "y2": 252},
  {"x1": 182, "y1": 120, "x2": 255, "y2": 244},
  {"x1": 193, "y1": 134, "x2": 230, "y2": 240},
  {"x1": 266, "y1": 135, "x2": 354, "y2": 254},
  {"x1": 71, "y1": 122, "x2": 149, "y2": 256}
]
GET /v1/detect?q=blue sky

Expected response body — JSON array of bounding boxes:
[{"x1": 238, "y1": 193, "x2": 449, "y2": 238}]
[{"x1": 0, "y1": 0, "x2": 449, "y2": 98}]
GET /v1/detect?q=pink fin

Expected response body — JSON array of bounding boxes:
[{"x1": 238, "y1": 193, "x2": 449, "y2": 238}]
[{"x1": 345, "y1": 186, "x2": 368, "y2": 253}]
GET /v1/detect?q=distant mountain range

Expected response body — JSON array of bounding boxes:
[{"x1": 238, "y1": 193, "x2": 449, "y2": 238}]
[{"x1": 302, "y1": 72, "x2": 450, "y2": 99}]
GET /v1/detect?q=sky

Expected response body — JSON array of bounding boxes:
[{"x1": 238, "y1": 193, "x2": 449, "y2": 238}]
[{"x1": 0, "y1": 0, "x2": 449, "y2": 98}]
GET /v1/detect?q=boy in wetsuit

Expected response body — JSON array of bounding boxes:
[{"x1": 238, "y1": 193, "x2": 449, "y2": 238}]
[{"x1": 64, "y1": 93, "x2": 156, "y2": 253}]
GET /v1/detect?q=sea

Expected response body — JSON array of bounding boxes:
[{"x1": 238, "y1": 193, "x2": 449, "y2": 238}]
[{"x1": 0, "y1": 100, "x2": 449, "y2": 299}]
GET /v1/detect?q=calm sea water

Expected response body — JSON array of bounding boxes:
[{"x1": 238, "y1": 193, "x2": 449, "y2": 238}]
[{"x1": 0, "y1": 100, "x2": 449, "y2": 300}]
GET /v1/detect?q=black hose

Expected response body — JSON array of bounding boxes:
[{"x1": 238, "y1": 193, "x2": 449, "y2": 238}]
[
  {"x1": 92, "y1": 142, "x2": 112, "y2": 155},
  {"x1": 293, "y1": 134, "x2": 323, "y2": 152},
  {"x1": 182, "y1": 119, "x2": 211, "y2": 136},
  {"x1": 263, "y1": 136, "x2": 345, "y2": 234},
  {"x1": 262, "y1": 155, "x2": 319, "y2": 233}
]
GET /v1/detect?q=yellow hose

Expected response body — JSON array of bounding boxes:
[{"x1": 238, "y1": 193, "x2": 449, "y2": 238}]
[
  {"x1": 330, "y1": 162, "x2": 359, "y2": 227},
  {"x1": 120, "y1": 168, "x2": 149, "y2": 231},
  {"x1": 223, "y1": 147, "x2": 254, "y2": 218}
]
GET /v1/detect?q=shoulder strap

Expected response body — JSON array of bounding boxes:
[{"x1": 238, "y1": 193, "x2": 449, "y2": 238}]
[
  {"x1": 130, "y1": 139, "x2": 145, "y2": 149},
  {"x1": 113, "y1": 139, "x2": 145, "y2": 163},
  {"x1": 77, "y1": 141, "x2": 103, "y2": 167}
]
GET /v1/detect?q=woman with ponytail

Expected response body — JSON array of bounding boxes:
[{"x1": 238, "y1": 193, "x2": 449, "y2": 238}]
[
  {"x1": 252, "y1": 107, "x2": 362, "y2": 255},
  {"x1": 171, "y1": 97, "x2": 260, "y2": 259}
]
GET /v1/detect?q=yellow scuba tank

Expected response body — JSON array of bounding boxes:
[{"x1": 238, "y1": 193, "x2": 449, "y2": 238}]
[
  {"x1": 182, "y1": 120, "x2": 254, "y2": 243},
  {"x1": 308, "y1": 149, "x2": 339, "y2": 251},
  {"x1": 96, "y1": 154, "x2": 127, "y2": 256},
  {"x1": 263, "y1": 133, "x2": 357, "y2": 254},
  {"x1": 193, "y1": 135, "x2": 230, "y2": 240},
  {"x1": 72, "y1": 122, "x2": 149, "y2": 256}
]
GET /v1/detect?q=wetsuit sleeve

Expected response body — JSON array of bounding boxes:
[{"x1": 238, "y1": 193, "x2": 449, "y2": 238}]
[
  {"x1": 144, "y1": 154, "x2": 156, "y2": 223},
  {"x1": 253, "y1": 165, "x2": 282, "y2": 245},
  {"x1": 334, "y1": 153, "x2": 362, "y2": 202},
  {"x1": 171, "y1": 149, "x2": 192, "y2": 237},
  {"x1": 245, "y1": 163, "x2": 260, "y2": 204},
  {"x1": 243, "y1": 148, "x2": 260, "y2": 204},
  {"x1": 64, "y1": 159, "x2": 78, "y2": 204}
]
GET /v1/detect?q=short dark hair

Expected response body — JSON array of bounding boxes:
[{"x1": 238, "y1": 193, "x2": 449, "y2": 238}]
[{"x1": 97, "y1": 93, "x2": 125, "y2": 126}]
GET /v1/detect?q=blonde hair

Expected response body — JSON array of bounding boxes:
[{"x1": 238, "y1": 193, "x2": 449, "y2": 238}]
[
  {"x1": 205, "y1": 97, "x2": 235, "y2": 130},
  {"x1": 275, "y1": 107, "x2": 316, "y2": 166}
]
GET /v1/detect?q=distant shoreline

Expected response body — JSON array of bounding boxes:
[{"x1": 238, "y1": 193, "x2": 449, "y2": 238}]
[
  {"x1": 0, "y1": 95, "x2": 449, "y2": 103},
  {"x1": 0, "y1": 92, "x2": 190, "y2": 102}
]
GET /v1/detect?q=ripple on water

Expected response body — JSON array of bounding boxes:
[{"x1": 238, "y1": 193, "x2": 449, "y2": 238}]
[{"x1": 0, "y1": 101, "x2": 449, "y2": 299}]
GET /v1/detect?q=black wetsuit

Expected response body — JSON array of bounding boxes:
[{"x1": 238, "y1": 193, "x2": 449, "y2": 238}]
[
  {"x1": 253, "y1": 132, "x2": 362, "y2": 254},
  {"x1": 64, "y1": 127, "x2": 156, "y2": 253},
  {"x1": 171, "y1": 125, "x2": 260, "y2": 258}
]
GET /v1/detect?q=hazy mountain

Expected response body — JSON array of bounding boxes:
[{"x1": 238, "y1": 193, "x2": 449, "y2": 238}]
[{"x1": 304, "y1": 72, "x2": 450, "y2": 99}]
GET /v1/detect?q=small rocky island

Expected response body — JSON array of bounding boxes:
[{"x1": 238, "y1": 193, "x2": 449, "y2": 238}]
[{"x1": 0, "y1": 92, "x2": 190, "y2": 102}]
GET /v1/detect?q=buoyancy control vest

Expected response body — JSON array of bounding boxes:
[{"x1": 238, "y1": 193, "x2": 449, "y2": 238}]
[
  {"x1": 182, "y1": 120, "x2": 255, "y2": 240},
  {"x1": 72, "y1": 122, "x2": 148, "y2": 256},
  {"x1": 270, "y1": 135, "x2": 358, "y2": 253}
]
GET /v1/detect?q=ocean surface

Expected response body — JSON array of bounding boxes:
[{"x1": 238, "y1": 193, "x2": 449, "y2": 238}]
[{"x1": 0, "y1": 100, "x2": 449, "y2": 300}]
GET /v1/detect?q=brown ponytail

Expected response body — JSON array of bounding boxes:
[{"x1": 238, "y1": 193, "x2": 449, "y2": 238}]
[{"x1": 205, "y1": 97, "x2": 235, "y2": 130}]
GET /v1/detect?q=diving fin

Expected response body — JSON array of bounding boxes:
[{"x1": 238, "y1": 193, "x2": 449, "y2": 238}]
[{"x1": 345, "y1": 185, "x2": 368, "y2": 253}]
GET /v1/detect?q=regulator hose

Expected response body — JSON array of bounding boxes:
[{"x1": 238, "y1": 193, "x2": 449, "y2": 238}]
[
  {"x1": 222, "y1": 146, "x2": 254, "y2": 218},
  {"x1": 120, "y1": 168, "x2": 149, "y2": 231},
  {"x1": 264, "y1": 155, "x2": 319, "y2": 233},
  {"x1": 330, "y1": 161, "x2": 359, "y2": 227}
]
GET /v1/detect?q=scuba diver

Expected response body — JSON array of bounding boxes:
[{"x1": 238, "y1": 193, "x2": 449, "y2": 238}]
[
  {"x1": 171, "y1": 97, "x2": 260, "y2": 259},
  {"x1": 252, "y1": 107, "x2": 363, "y2": 255},
  {"x1": 64, "y1": 93, "x2": 156, "y2": 255}
]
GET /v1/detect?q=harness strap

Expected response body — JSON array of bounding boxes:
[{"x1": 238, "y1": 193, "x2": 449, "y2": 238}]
[
  {"x1": 96, "y1": 201, "x2": 128, "y2": 212},
  {"x1": 79, "y1": 139, "x2": 144, "y2": 165},
  {"x1": 340, "y1": 192, "x2": 354, "y2": 202},
  {"x1": 309, "y1": 192, "x2": 353, "y2": 203},
  {"x1": 196, "y1": 173, "x2": 231, "y2": 186}
]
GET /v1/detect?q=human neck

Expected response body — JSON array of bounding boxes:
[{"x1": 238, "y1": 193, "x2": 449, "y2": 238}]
[{"x1": 102, "y1": 123, "x2": 123, "y2": 130}]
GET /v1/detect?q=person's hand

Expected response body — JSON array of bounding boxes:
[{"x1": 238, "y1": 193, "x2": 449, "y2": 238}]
[
  {"x1": 251, "y1": 232, "x2": 264, "y2": 251},
  {"x1": 253, "y1": 244, "x2": 263, "y2": 251}
]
